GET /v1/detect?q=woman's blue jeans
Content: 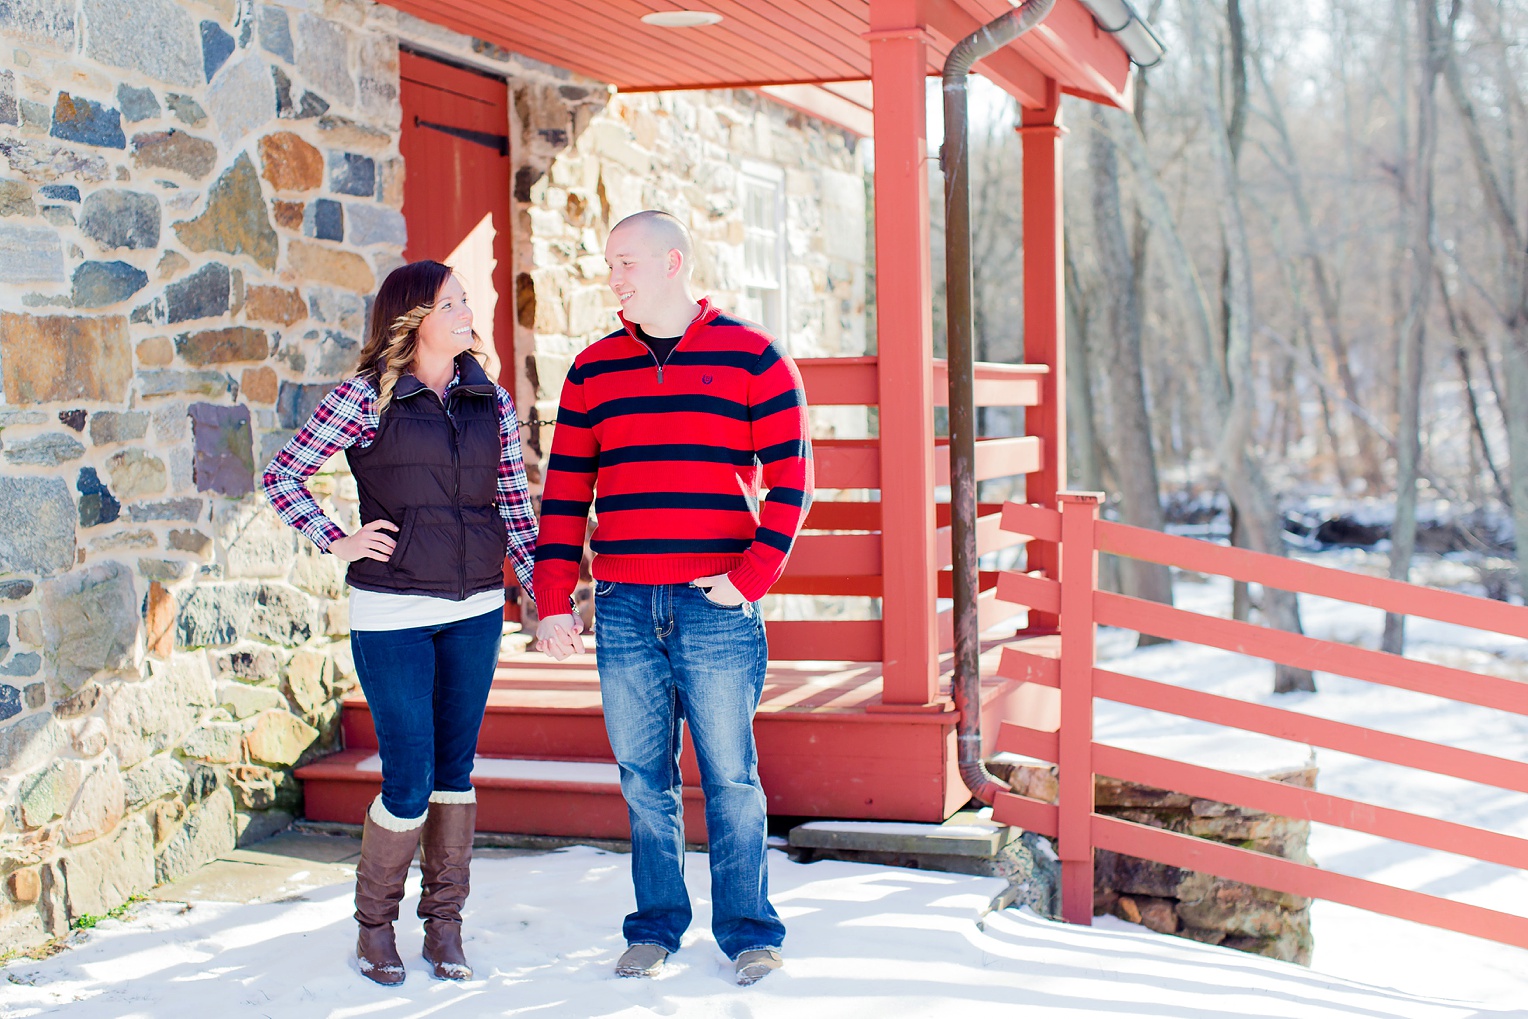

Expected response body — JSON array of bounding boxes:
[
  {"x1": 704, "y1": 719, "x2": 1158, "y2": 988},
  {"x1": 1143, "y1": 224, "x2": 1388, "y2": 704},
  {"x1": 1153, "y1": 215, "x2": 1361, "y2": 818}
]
[
  {"x1": 594, "y1": 580, "x2": 785, "y2": 960},
  {"x1": 349, "y1": 607, "x2": 502, "y2": 819}
]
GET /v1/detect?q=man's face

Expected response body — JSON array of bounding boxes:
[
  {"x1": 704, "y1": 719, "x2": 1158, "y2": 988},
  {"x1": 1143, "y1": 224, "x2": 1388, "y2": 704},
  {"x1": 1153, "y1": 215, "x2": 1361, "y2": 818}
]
[{"x1": 605, "y1": 225, "x2": 674, "y2": 326}]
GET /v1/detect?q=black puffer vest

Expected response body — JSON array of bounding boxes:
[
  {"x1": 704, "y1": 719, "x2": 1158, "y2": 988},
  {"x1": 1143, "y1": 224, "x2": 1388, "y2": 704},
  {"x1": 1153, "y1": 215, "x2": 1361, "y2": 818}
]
[{"x1": 345, "y1": 354, "x2": 508, "y2": 600}]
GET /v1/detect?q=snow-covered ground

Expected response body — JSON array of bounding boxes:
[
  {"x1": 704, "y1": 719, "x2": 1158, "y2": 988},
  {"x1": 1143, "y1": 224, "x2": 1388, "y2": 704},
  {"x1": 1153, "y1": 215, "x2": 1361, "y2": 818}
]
[{"x1": 4, "y1": 565, "x2": 1528, "y2": 1017}]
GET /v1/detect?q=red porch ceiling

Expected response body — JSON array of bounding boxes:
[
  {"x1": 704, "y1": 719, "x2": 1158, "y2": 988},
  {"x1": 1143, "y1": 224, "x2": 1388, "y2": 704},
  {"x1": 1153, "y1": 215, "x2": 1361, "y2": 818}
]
[{"x1": 385, "y1": 0, "x2": 1133, "y2": 108}]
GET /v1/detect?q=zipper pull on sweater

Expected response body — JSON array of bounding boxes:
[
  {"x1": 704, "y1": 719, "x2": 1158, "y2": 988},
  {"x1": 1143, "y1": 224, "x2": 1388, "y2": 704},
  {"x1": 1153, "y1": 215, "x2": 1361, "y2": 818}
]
[{"x1": 656, "y1": 364, "x2": 664, "y2": 384}]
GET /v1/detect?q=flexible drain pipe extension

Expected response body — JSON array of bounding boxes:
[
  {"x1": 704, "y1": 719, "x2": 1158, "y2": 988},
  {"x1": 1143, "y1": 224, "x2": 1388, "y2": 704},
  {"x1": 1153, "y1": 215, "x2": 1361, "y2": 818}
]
[{"x1": 943, "y1": 0, "x2": 1057, "y2": 807}]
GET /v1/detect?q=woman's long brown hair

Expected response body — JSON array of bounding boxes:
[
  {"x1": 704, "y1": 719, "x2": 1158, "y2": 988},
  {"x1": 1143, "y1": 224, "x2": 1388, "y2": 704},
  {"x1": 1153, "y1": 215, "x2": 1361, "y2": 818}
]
[{"x1": 355, "y1": 260, "x2": 482, "y2": 415}]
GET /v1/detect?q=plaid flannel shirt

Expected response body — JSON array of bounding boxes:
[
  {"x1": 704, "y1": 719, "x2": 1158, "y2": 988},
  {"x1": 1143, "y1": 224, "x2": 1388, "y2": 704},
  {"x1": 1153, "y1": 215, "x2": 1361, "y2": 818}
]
[{"x1": 261, "y1": 371, "x2": 538, "y2": 592}]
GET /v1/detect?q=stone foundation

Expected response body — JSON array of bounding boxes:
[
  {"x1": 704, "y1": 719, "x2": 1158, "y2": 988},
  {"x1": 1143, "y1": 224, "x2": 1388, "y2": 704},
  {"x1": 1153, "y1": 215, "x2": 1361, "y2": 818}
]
[{"x1": 994, "y1": 759, "x2": 1317, "y2": 964}]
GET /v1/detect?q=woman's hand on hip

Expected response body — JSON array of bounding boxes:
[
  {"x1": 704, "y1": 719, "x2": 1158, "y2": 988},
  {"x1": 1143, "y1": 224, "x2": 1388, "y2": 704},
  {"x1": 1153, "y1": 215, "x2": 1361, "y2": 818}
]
[{"x1": 327, "y1": 519, "x2": 399, "y2": 563}]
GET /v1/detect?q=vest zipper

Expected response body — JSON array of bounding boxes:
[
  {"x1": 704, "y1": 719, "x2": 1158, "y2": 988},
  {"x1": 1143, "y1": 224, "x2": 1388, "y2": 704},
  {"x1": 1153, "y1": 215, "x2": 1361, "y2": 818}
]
[{"x1": 441, "y1": 390, "x2": 466, "y2": 600}]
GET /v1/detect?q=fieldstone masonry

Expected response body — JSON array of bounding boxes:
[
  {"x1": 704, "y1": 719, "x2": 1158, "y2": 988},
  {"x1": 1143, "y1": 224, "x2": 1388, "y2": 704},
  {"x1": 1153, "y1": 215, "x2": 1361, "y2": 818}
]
[{"x1": 0, "y1": 0, "x2": 868, "y2": 952}]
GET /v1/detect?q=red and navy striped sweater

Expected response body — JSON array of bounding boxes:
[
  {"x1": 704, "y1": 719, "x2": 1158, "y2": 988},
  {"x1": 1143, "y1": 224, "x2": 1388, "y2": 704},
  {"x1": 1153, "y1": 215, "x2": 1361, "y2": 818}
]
[{"x1": 532, "y1": 298, "x2": 813, "y2": 614}]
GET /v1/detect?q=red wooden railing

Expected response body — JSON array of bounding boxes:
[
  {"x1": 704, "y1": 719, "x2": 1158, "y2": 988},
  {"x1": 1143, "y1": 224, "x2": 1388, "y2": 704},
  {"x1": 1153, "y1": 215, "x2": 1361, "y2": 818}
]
[{"x1": 991, "y1": 492, "x2": 1528, "y2": 949}]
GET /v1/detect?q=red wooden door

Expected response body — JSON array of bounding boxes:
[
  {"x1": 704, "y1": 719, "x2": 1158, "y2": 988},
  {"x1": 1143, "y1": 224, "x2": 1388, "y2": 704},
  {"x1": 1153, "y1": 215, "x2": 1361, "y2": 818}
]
[{"x1": 398, "y1": 50, "x2": 514, "y2": 388}]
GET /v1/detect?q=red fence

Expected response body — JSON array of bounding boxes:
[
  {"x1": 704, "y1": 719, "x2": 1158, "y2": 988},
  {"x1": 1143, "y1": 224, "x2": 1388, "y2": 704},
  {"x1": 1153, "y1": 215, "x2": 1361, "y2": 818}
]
[{"x1": 991, "y1": 492, "x2": 1528, "y2": 949}]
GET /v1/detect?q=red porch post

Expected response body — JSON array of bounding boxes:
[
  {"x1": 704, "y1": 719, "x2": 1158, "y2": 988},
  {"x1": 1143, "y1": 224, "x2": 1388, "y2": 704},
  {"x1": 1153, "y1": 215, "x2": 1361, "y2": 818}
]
[
  {"x1": 1019, "y1": 93, "x2": 1066, "y2": 632},
  {"x1": 1058, "y1": 491, "x2": 1101, "y2": 924},
  {"x1": 867, "y1": 0, "x2": 938, "y2": 705}
]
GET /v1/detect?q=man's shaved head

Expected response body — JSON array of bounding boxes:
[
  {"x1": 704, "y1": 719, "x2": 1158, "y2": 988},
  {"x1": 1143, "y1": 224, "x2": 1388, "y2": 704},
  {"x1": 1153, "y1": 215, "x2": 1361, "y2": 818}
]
[{"x1": 610, "y1": 210, "x2": 693, "y2": 266}]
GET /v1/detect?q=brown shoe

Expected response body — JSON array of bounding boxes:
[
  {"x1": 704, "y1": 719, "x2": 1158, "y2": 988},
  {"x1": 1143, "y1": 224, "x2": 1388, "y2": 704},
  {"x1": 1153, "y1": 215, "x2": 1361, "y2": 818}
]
[
  {"x1": 354, "y1": 802, "x2": 424, "y2": 985},
  {"x1": 418, "y1": 794, "x2": 476, "y2": 980}
]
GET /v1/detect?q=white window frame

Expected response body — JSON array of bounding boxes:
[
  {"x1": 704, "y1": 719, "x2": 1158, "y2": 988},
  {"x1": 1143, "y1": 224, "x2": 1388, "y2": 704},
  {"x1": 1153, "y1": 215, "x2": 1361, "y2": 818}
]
[{"x1": 739, "y1": 161, "x2": 787, "y2": 345}]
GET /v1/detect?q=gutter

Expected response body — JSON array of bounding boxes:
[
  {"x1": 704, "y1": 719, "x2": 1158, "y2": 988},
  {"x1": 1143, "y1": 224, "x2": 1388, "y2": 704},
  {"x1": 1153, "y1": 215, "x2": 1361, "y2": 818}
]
[
  {"x1": 1076, "y1": 0, "x2": 1166, "y2": 68},
  {"x1": 942, "y1": 0, "x2": 1057, "y2": 808}
]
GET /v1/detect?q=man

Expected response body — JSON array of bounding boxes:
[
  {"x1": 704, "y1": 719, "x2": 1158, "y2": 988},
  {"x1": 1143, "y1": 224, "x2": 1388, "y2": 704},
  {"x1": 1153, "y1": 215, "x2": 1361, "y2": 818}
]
[{"x1": 533, "y1": 210, "x2": 812, "y2": 987}]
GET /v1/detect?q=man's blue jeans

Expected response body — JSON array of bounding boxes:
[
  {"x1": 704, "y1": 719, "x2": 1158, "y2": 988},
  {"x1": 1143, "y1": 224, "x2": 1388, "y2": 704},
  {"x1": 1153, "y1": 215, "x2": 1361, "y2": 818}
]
[
  {"x1": 594, "y1": 580, "x2": 785, "y2": 960},
  {"x1": 349, "y1": 607, "x2": 502, "y2": 819}
]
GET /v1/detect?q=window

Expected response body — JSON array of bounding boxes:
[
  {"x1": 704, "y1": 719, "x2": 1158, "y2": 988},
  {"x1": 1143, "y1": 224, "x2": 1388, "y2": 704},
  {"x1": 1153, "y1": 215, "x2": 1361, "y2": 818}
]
[{"x1": 739, "y1": 163, "x2": 786, "y2": 342}]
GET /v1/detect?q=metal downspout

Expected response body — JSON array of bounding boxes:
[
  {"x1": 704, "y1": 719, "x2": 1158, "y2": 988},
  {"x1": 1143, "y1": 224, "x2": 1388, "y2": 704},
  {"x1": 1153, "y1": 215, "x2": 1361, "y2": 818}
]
[{"x1": 942, "y1": 0, "x2": 1057, "y2": 807}]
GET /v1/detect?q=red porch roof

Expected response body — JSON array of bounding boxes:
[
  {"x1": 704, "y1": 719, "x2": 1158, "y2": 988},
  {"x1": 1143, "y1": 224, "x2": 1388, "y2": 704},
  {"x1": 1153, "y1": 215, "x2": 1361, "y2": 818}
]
[{"x1": 385, "y1": 0, "x2": 1135, "y2": 108}]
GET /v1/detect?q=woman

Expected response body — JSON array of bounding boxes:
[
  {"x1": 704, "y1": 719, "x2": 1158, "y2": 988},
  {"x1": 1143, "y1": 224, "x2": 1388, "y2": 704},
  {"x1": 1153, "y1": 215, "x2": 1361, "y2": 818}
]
[{"x1": 262, "y1": 260, "x2": 537, "y2": 984}]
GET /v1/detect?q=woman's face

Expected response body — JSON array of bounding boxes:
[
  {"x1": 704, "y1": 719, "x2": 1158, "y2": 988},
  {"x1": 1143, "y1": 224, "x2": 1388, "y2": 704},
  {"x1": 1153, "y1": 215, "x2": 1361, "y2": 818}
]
[{"x1": 413, "y1": 274, "x2": 475, "y2": 361}]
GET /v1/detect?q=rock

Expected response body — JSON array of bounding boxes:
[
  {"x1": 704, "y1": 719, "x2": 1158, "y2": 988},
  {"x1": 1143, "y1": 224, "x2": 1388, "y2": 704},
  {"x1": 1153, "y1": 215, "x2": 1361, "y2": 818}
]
[
  {"x1": 0, "y1": 0, "x2": 76, "y2": 51},
  {"x1": 137, "y1": 335, "x2": 175, "y2": 365},
  {"x1": 356, "y1": 36, "x2": 400, "y2": 122},
  {"x1": 137, "y1": 369, "x2": 234, "y2": 399},
  {"x1": 214, "y1": 646, "x2": 281, "y2": 685},
  {"x1": 145, "y1": 579, "x2": 175, "y2": 659},
  {"x1": 182, "y1": 721, "x2": 244, "y2": 763},
  {"x1": 329, "y1": 152, "x2": 375, "y2": 197},
  {"x1": 63, "y1": 758, "x2": 126, "y2": 845},
  {"x1": 177, "y1": 582, "x2": 317, "y2": 648},
  {"x1": 259, "y1": 132, "x2": 323, "y2": 192},
  {"x1": 42, "y1": 561, "x2": 139, "y2": 690},
  {"x1": 71, "y1": 260, "x2": 149, "y2": 308},
  {"x1": 0, "y1": 476, "x2": 76, "y2": 575},
  {"x1": 0, "y1": 179, "x2": 34, "y2": 217},
  {"x1": 18, "y1": 759, "x2": 81, "y2": 827},
  {"x1": 287, "y1": 240, "x2": 374, "y2": 292},
  {"x1": 345, "y1": 202, "x2": 406, "y2": 247},
  {"x1": 165, "y1": 93, "x2": 207, "y2": 127},
  {"x1": 9, "y1": 868, "x2": 41, "y2": 905},
  {"x1": 308, "y1": 286, "x2": 365, "y2": 332},
  {"x1": 118, "y1": 85, "x2": 160, "y2": 123},
  {"x1": 163, "y1": 261, "x2": 229, "y2": 324},
  {"x1": 132, "y1": 130, "x2": 218, "y2": 179},
  {"x1": 127, "y1": 497, "x2": 204, "y2": 523},
  {"x1": 167, "y1": 529, "x2": 211, "y2": 553},
  {"x1": 218, "y1": 681, "x2": 283, "y2": 719},
  {"x1": 80, "y1": 189, "x2": 160, "y2": 250},
  {"x1": 40, "y1": 184, "x2": 80, "y2": 203},
  {"x1": 123, "y1": 754, "x2": 190, "y2": 808},
  {"x1": 53, "y1": 681, "x2": 101, "y2": 719},
  {"x1": 316, "y1": 331, "x2": 358, "y2": 375},
  {"x1": 0, "y1": 70, "x2": 12, "y2": 126},
  {"x1": 258, "y1": 4, "x2": 293, "y2": 63},
  {"x1": 156, "y1": 786, "x2": 236, "y2": 884},
  {"x1": 62, "y1": 814, "x2": 154, "y2": 919},
  {"x1": 290, "y1": 540, "x2": 347, "y2": 599},
  {"x1": 50, "y1": 93, "x2": 125, "y2": 149},
  {"x1": 305, "y1": 198, "x2": 343, "y2": 241},
  {"x1": 1096, "y1": 851, "x2": 1188, "y2": 899},
  {"x1": 138, "y1": 558, "x2": 192, "y2": 583},
  {"x1": 57, "y1": 409, "x2": 86, "y2": 431},
  {"x1": 218, "y1": 501, "x2": 295, "y2": 578},
  {"x1": 150, "y1": 798, "x2": 185, "y2": 842},
  {"x1": 205, "y1": 54, "x2": 274, "y2": 147},
  {"x1": 0, "y1": 713, "x2": 66, "y2": 773},
  {"x1": 107, "y1": 448, "x2": 168, "y2": 499},
  {"x1": 244, "y1": 710, "x2": 317, "y2": 766},
  {"x1": 201, "y1": 19, "x2": 235, "y2": 81},
  {"x1": 82, "y1": 0, "x2": 201, "y2": 87},
  {"x1": 17, "y1": 610, "x2": 41, "y2": 645},
  {"x1": 108, "y1": 654, "x2": 216, "y2": 767},
  {"x1": 76, "y1": 466, "x2": 121, "y2": 528},
  {"x1": 244, "y1": 284, "x2": 306, "y2": 325},
  {"x1": 272, "y1": 198, "x2": 303, "y2": 229},
  {"x1": 240, "y1": 366, "x2": 278, "y2": 403},
  {"x1": 0, "y1": 653, "x2": 41, "y2": 677},
  {"x1": 0, "y1": 136, "x2": 111, "y2": 184},
  {"x1": 3, "y1": 432, "x2": 85, "y2": 466},
  {"x1": 0, "y1": 580, "x2": 34, "y2": 601},
  {"x1": 227, "y1": 763, "x2": 276, "y2": 809},
  {"x1": 294, "y1": 13, "x2": 355, "y2": 108},
  {"x1": 1, "y1": 311, "x2": 132, "y2": 402},
  {"x1": 89, "y1": 411, "x2": 150, "y2": 445},
  {"x1": 173, "y1": 153, "x2": 277, "y2": 269},
  {"x1": 72, "y1": 714, "x2": 109, "y2": 756},
  {"x1": 284, "y1": 649, "x2": 331, "y2": 714},
  {"x1": 188, "y1": 402, "x2": 255, "y2": 496},
  {"x1": 0, "y1": 222, "x2": 65, "y2": 283},
  {"x1": 177, "y1": 325, "x2": 267, "y2": 365},
  {"x1": 0, "y1": 684, "x2": 19, "y2": 721}
]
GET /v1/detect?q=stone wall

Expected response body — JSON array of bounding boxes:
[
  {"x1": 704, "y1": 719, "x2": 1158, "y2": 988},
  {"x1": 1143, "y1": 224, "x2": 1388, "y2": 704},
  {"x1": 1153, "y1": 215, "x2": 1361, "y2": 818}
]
[
  {"x1": 996, "y1": 759, "x2": 1317, "y2": 964},
  {"x1": 0, "y1": 1, "x2": 868, "y2": 951}
]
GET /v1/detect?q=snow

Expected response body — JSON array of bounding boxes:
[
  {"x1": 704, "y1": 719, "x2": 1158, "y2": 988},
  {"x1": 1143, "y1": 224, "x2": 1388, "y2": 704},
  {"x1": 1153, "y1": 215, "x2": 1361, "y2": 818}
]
[
  {"x1": 356, "y1": 755, "x2": 622, "y2": 787},
  {"x1": 5, "y1": 564, "x2": 1528, "y2": 1016}
]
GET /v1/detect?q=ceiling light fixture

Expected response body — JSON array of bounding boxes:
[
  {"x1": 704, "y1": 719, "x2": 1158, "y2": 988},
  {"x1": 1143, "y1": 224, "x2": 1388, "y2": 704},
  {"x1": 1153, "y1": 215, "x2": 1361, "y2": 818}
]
[{"x1": 640, "y1": 10, "x2": 724, "y2": 28}]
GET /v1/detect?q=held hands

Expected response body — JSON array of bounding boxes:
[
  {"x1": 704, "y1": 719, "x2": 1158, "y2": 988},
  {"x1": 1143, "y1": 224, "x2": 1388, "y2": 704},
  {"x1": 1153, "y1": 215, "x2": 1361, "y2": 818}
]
[
  {"x1": 327, "y1": 519, "x2": 399, "y2": 563},
  {"x1": 535, "y1": 614, "x2": 586, "y2": 661},
  {"x1": 694, "y1": 573, "x2": 747, "y2": 607}
]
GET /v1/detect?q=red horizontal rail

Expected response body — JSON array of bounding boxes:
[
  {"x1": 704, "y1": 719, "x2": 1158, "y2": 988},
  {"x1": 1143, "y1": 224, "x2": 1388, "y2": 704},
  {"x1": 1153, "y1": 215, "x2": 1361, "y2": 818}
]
[
  {"x1": 783, "y1": 533, "x2": 881, "y2": 577},
  {"x1": 1095, "y1": 744, "x2": 1528, "y2": 873},
  {"x1": 1094, "y1": 669, "x2": 1528, "y2": 796},
  {"x1": 1096, "y1": 590, "x2": 1528, "y2": 717},
  {"x1": 992, "y1": 790, "x2": 1060, "y2": 836},
  {"x1": 999, "y1": 501, "x2": 1062, "y2": 543},
  {"x1": 795, "y1": 357, "x2": 1048, "y2": 408},
  {"x1": 767, "y1": 620, "x2": 880, "y2": 661},
  {"x1": 997, "y1": 647, "x2": 1060, "y2": 687},
  {"x1": 1094, "y1": 814, "x2": 1528, "y2": 951},
  {"x1": 1095, "y1": 518, "x2": 1528, "y2": 639},
  {"x1": 996, "y1": 571, "x2": 1061, "y2": 615},
  {"x1": 934, "y1": 436, "x2": 1042, "y2": 486}
]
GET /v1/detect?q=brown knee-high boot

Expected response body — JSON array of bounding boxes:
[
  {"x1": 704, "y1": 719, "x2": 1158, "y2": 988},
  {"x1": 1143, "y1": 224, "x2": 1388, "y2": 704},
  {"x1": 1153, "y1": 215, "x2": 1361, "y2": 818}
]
[
  {"x1": 418, "y1": 791, "x2": 477, "y2": 980},
  {"x1": 354, "y1": 799, "x2": 425, "y2": 985}
]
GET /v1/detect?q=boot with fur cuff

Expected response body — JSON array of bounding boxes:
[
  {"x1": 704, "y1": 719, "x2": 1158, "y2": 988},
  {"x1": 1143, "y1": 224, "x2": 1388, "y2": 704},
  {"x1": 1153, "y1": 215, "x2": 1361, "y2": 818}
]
[
  {"x1": 354, "y1": 798, "x2": 425, "y2": 985},
  {"x1": 418, "y1": 790, "x2": 477, "y2": 980}
]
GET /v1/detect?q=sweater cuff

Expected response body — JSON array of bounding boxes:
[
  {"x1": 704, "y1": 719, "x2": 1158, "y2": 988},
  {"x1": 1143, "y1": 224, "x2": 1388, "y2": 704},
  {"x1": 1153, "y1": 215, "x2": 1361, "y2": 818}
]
[
  {"x1": 534, "y1": 584, "x2": 577, "y2": 620},
  {"x1": 727, "y1": 559, "x2": 775, "y2": 603}
]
